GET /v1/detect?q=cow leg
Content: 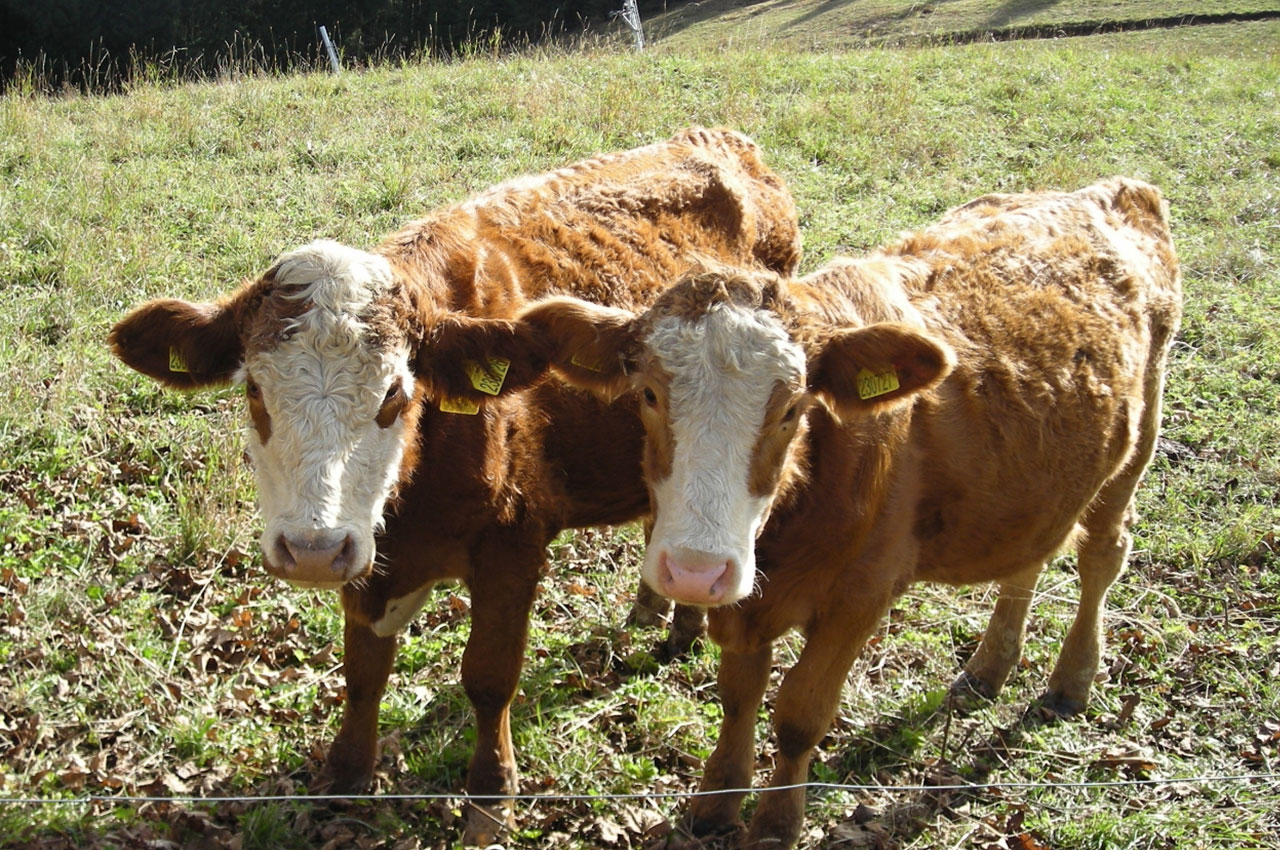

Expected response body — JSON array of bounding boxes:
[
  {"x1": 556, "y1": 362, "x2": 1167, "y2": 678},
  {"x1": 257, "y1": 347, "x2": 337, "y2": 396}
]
[
  {"x1": 1045, "y1": 503, "x2": 1136, "y2": 715},
  {"x1": 954, "y1": 562, "x2": 1045, "y2": 701},
  {"x1": 317, "y1": 618, "x2": 397, "y2": 793},
  {"x1": 459, "y1": 535, "x2": 543, "y2": 846},
  {"x1": 746, "y1": 605, "x2": 887, "y2": 850},
  {"x1": 627, "y1": 518, "x2": 673, "y2": 629},
  {"x1": 1046, "y1": 368, "x2": 1164, "y2": 717},
  {"x1": 628, "y1": 581, "x2": 706, "y2": 658},
  {"x1": 627, "y1": 577, "x2": 672, "y2": 628},
  {"x1": 683, "y1": 641, "x2": 773, "y2": 837},
  {"x1": 664, "y1": 603, "x2": 707, "y2": 658}
]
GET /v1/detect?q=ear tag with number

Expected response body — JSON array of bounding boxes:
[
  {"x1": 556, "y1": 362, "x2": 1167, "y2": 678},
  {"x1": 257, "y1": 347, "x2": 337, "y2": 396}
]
[
  {"x1": 856, "y1": 368, "x2": 899, "y2": 400},
  {"x1": 169, "y1": 348, "x2": 190, "y2": 373},
  {"x1": 464, "y1": 357, "x2": 511, "y2": 396},
  {"x1": 439, "y1": 397, "x2": 480, "y2": 415}
]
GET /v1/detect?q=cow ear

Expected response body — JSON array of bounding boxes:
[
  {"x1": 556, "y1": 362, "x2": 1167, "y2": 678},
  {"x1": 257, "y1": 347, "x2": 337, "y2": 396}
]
[
  {"x1": 808, "y1": 322, "x2": 954, "y2": 419},
  {"x1": 109, "y1": 299, "x2": 243, "y2": 390},
  {"x1": 517, "y1": 297, "x2": 639, "y2": 399},
  {"x1": 415, "y1": 315, "x2": 552, "y2": 405}
]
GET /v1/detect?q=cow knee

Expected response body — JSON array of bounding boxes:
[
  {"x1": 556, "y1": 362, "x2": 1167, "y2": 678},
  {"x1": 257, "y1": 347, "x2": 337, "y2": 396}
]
[{"x1": 775, "y1": 720, "x2": 822, "y2": 762}]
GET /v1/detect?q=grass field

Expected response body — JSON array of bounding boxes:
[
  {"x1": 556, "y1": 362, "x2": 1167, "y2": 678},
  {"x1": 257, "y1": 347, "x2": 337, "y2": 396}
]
[
  {"x1": 2, "y1": 2, "x2": 1279, "y2": 848},
  {"x1": 649, "y1": 0, "x2": 1280, "y2": 49}
]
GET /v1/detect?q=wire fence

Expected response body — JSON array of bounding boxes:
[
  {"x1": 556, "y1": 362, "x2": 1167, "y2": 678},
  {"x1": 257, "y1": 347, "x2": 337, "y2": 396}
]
[{"x1": 3, "y1": 771, "x2": 1279, "y2": 807}]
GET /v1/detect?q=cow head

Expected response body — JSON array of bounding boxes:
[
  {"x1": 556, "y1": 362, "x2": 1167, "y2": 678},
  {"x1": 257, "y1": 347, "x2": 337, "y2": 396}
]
[
  {"x1": 110, "y1": 240, "x2": 547, "y2": 589},
  {"x1": 515, "y1": 265, "x2": 955, "y2": 606}
]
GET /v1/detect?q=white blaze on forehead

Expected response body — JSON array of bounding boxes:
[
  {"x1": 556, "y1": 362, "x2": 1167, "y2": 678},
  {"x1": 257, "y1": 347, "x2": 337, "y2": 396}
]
[
  {"x1": 643, "y1": 302, "x2": 805, "y2": 600},
  {"x1": 243, "y1": 240, "x2": 415, "y2": 587}
]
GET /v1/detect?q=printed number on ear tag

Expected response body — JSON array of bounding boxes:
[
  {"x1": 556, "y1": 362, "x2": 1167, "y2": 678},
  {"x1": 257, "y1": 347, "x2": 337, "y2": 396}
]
[
  {"x1": 439, "y1": 397, "x2": 480, "y2": 415},
  {"x1": 169, "y1": 348, "x2": 190, "y2": 373},
  {"x1": 856, "y1": 368, "x2": 899, "y2": 400},
  {"x1": 464, "y1": 357, "x2": 511, "y2": 396}
]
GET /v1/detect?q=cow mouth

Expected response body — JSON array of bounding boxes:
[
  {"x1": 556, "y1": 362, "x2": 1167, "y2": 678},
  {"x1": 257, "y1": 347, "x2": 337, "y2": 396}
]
[{"x1": 261, "y1": 535, "x2": 372, "y2": 588}]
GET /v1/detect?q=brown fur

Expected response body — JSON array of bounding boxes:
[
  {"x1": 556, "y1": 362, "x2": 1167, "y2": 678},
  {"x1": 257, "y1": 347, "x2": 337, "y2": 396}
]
[
  {"x1": 701, "y1": 179, "x2": 1179, "y2": 847},
  {"x1": 108, "y1": 129, "x2": 801, "y2": 843},
  {"x1": 523, "y1": 178, "x2": 1181, "y2": 848}
]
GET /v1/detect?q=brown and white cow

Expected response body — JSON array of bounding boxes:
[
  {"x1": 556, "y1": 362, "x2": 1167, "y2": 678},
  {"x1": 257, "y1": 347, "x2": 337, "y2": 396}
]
[
  {"x1": 505, "y1": 178, "x2": 1181, "y2": 847},
  {"x1": 109, "y1": 128, "x2": 801, "y2": 843}
]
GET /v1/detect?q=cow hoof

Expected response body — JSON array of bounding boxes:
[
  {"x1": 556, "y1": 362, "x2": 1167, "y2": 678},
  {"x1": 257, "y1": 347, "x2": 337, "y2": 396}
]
[
  {"x1": 1038, "y1": 691, "x2": 1087, "y2": 718},
  {"x1": 462, "y1": 800, "x2": 515, "y2": 847},
  {"x1": 744, "y1": 821, "x2": 802, "y2": 849},
  {"x1": 679, "y1": 812, "x2": 744, "y2": 842},
  {"x1": 948, "y1": 671, "x2": 998, "y2": 712},
  {"x1": 310, "y1": 765, "x2": 373, "y2": 797}
]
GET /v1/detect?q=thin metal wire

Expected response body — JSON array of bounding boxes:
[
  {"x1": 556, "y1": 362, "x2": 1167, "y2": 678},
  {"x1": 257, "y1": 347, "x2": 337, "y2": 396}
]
[{"x1": 2, "y1": 771, "x2": 1278, "y2": 807}]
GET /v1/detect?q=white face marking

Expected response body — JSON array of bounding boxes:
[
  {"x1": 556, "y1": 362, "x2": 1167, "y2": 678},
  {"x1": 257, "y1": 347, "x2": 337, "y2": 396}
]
[
  {"x1": 243, "y1": 240, "x2": 414, "y2": 588},
  {"x1": 642, "y1": 302, "x2": 805, "y2": 604}
]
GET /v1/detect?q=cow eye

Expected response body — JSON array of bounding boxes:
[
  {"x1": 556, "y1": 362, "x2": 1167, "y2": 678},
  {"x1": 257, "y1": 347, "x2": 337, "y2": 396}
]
[
  {"x1": 781, "y1": 404, "x2": 797, "y2": 423},
  {"x1": 245, "y1": 378, "x2": 261, "y2": 400},
  {"x1": 642, "y1": 387, "x2": 658, "y2": 406},
  {"x1": 376, "y1": 380, "x2": 407, "y2": 428}
]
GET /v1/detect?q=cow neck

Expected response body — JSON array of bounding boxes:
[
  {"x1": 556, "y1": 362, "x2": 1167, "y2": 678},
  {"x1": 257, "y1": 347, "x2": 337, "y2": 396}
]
[{"x1": 759, "y1": 263, "x2": 926, "y2": 565}]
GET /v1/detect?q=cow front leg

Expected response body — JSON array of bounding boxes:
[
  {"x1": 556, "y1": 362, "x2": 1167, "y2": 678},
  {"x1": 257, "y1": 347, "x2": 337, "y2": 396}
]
[
  {"x1": 317, "y1": 618, "x2": 397, "y2": 793},
  {"x1": 682, "y1": 641, "x2": 772, "y2": 839},
  {"x1": 746, "y1": 604, "x2": 885, "y2": 849},
  {"x1": 459, "y1": 539, "x2": 542, "y2": 846}
]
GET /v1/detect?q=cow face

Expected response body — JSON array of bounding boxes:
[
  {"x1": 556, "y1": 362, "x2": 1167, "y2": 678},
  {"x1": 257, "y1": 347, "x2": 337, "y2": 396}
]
[
  {"x1": 111, "y1": 241, "x2": 423, "y2": 589},
  {"x1": 517, "y1": 268, "x2": 954, "y2": 606}
]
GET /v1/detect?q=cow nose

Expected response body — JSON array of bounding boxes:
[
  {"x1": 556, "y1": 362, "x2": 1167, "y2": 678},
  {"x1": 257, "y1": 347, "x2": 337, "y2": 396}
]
[
  {"x1": 272, "y1": 530, "x2": 356, "y2": 583},
  {"x1": 658, "y1": 548, "x2": 732, "y2": 605}
]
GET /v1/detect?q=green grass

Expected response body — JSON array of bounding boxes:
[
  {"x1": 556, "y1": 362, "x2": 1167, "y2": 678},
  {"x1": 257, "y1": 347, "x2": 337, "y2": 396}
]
[
  {"x1": 2, "y1": 5, "x2": 1279, "y2": 849},
  {"x1": 649, "y1": 0, "x2": 1280, "y2": 50}
]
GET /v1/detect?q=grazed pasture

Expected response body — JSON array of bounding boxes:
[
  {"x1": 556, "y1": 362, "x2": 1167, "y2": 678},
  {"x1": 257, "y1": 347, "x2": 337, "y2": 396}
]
[{"x1": 1, "y1": 8, "x2": 1278, "y2": 850}]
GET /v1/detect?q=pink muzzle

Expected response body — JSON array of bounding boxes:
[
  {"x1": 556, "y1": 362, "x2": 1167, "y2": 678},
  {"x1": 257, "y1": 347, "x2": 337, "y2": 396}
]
[
  {"x1": 265, "y1": 529, "x2": 359, "y2": 586},
  {"x1": 657, "y1": 547, "x2": 734, "y2": 605}
]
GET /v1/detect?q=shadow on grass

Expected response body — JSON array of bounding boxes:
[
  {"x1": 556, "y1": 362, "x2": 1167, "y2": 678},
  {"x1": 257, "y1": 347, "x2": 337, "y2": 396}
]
[
  {"x1": 825, "y1": 695, "x2": 1071, "y2": 847},
  {"x1": 647, "y1": 0, "x2": 779, "y2": 41},
  {"x1": 985, "y1": 0, "x2": 1063, "y2": 29}
]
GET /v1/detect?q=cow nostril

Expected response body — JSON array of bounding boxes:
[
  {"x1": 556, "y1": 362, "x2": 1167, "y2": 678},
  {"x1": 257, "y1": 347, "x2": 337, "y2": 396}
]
[
  {"x1": 274, "y1": 534, "x2": 297, "y2": 569},
  {"x1": 657, "y1": 551, "x2": 676, "y2": 591},
  {"x1": 707, "y1": 572, "x2": 727, "y2": 602},
  {"x1": 333, "y1": 535, "x2": 356, "y2": 571}
]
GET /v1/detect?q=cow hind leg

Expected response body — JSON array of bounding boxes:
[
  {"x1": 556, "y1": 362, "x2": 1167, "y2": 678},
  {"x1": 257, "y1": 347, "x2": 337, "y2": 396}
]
[
  {"x1": 1043, "y1": 502, "x2": 1135, "y2": 716},
  {"x1": 664, "y1": 602, "x2": 707, "y2": 658},
  {"x1": 626, "y1": 577, "x2": 672, "y2": 628},
  {"x1": 1046, "y1": 372, "x2": 1164, "y2": 717},
  {"x1": 953, "y1": 561, "x2": 1045, "y2": 703}
]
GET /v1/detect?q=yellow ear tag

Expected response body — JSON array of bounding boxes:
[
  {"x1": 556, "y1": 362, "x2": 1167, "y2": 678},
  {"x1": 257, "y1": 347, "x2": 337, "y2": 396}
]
[
  {"x1": 439, "y1": 397, "x2": 480, "y2": 415},
  {"x1": 570, "y1": 348, "x2": 607, "y2": 373},
  {"x1": 464, "y1": 357, "x2": 511, "y2": 396},
  {"x1": 169, "y1": 348, "x2": 190, "y2": 373},
  {"x1": 856, "y1": 368, "x2": 899, "y2": 400}
]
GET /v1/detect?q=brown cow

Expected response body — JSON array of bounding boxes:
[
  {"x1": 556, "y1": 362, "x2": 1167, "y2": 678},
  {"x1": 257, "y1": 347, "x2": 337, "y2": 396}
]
[
  {"x1": 109, "y1": 128, "x2": 800, "y2": 843},
  {"x1": 500, "y1": 178, "x2": 1181, "y2": 847}
]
